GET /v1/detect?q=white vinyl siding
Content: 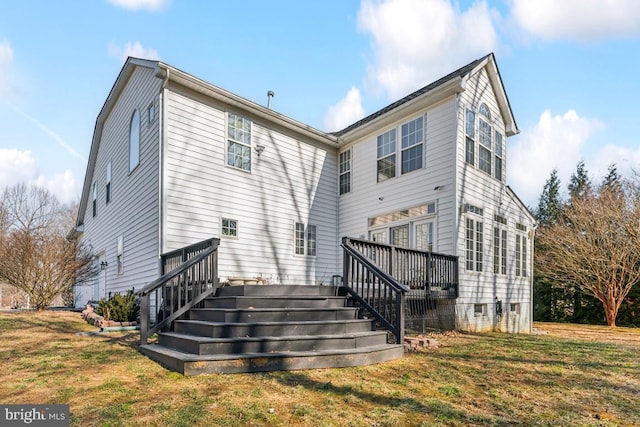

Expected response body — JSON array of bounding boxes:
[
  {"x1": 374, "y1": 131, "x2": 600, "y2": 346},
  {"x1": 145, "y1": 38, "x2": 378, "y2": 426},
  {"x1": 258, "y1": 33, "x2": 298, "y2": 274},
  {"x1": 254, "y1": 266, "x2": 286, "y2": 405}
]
[
  {"x1": 81, "y1": 66, "x2": 161, "y2": 295},
  {"x1": 340, "y1": 98, "x2": 457, "y2": 259},
  {"x1": 164, "y1": 89, "x2": 337, "y2": 285}
]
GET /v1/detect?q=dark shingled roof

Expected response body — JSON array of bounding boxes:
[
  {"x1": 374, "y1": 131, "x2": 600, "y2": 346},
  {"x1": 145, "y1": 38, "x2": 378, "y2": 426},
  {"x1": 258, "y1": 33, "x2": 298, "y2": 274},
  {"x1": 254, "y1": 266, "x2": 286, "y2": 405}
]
[{"x1": 332, "y1": 53, "x2": 493, "y2": 137}]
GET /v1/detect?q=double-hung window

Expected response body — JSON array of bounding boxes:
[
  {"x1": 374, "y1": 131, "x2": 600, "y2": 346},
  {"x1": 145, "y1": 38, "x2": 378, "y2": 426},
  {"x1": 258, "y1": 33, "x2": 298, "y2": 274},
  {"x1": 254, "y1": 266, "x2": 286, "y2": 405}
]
[
  {"x1": 493, "y1": 215, "x2": 507, "y2": 275},
  {"x1": 464, "y1": 204, "x2": 484, "y2": 272},
  {"x1": 495, "y1": 132, "x2": 503, "y2": 181},
  {"x1": 465, "y1": 109, "x2": 475, "y2": 165},
  {"x1": 295, "y1": 223, "x2": 317, "y2": 256},
  {"x1": 92, "y1": 182, "x2": 97, "y2": 217},
  {"x1": 516, "y1": 223, "x2": 528, "y2": 277},
  {"x1": 106, "y1": 162, "x2": 112, "y2": 204},
  {"x1": 227, "y1": 113, "x2": 252, "y2": 171},
  {"x1": 377, "y1": 129, "x2": 396, "y2": 182},
  {"x1": 376, "y1": 115, "x2": 425, "y2": 182},
  {"x1": 478, "y1": 104, "x2": 492, "y2": 175},
  {"x1": 339, "y1": 150, "x2": 351, "y2": 195},
  {"x1": 401, "y1": 116, "x2": 423, "y2": 174}
]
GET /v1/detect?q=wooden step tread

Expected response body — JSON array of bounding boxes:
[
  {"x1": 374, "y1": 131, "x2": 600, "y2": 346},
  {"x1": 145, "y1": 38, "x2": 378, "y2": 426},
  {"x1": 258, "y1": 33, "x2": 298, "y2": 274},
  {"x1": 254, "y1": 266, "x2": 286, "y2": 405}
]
[{"x1": 159, "y1": 331, "x2": 386, "y2": 343}]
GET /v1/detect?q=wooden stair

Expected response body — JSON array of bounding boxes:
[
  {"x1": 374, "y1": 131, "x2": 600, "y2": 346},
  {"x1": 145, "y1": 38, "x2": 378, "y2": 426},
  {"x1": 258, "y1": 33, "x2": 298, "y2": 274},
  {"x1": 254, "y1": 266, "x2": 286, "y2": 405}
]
[{"x1": 138, "y1": 285, "x2": 404, "y2": 375}]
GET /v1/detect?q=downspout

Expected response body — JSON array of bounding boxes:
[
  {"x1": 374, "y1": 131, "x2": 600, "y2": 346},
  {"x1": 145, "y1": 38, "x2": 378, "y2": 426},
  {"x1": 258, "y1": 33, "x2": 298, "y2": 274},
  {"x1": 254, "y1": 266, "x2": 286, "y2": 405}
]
[
  {"x1": 529, "y1": 223, "x2": 538, "y2": 333},
  {"x1": 335, "y1": 138, "x2": 343, "y2": 283},
  {"x1": 158, "y1": 67, "x2": 170, "y2": 268}
]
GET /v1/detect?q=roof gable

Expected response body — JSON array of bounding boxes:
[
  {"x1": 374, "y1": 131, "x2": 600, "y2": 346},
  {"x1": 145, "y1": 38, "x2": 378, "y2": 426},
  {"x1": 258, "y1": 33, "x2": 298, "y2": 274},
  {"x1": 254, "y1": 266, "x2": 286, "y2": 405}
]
[{"x1": 334, "y1": 53, "x2": 518, "y2": 140}]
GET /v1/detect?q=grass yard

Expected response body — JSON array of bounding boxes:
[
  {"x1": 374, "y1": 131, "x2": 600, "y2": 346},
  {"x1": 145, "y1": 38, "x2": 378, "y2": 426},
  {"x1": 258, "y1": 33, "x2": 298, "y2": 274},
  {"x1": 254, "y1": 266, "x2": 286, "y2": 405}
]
[{"x1": 0, "y1": 311, "x2": 638, "y2": 426}]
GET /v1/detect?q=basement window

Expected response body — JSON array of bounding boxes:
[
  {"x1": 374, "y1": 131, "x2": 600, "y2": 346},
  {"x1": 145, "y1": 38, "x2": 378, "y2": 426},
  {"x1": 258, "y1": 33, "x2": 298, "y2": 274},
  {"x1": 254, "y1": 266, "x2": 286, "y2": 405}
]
[
  {"x1": 510, "y1": 303, "x2": 521, "y2": 315},
  {"x1": 474, "y1": 303, "x2": 486, "y2": 317}
]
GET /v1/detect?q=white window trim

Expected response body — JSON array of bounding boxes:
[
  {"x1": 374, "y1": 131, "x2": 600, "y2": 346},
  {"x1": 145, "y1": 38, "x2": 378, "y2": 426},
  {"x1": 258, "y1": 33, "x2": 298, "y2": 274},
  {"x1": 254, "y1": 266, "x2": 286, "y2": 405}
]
[
  {"x1": 117, "y1": 234, "x2": 124, "y2": 276},
  {"x1": 221, "y1": 217, "x2": 238, "y2": 239},
  {"x1": 129, "y1": 109, "x2": 140, "y2": 173},
  {"x1": 339, "y1": 149, "x2": 352, "y2": 195},
  {"x1": 92, "y1": 182, "x2": 97, "y2": 217},
  {"x1": 376, "y1": 114, "x2": 426, "y2": 183},
  {"x1": 473, "y1": 303, "x2": 487, "y2": 317},
  {"x1": 400, "y1": 116, "x2": 424, "y2": 175},
  {"x1": 226, "y1": 112, "x2": 252, "y2": 172},
  {"x1": 106, "y1": 162, "x2": 112, "y2": 204},
  {"x1": 294, "y1": 222, "x2": 317, "y2": 257}
]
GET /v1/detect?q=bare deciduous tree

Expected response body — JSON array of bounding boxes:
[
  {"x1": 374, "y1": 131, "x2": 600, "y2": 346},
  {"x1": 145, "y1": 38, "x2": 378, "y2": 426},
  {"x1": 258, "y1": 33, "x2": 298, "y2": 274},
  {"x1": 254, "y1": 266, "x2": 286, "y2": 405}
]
[
  {"x1": 536, "y1": 185, "x2": 640, "y2": 326},
  {"x1": 0, "y1": 183, "x2": 93, "y2": 310}
]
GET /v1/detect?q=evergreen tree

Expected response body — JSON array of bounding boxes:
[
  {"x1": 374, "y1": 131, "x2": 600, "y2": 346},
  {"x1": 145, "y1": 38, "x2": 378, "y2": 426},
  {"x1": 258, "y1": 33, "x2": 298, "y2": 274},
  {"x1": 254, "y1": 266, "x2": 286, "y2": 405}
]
[
  {"x1": 567, "y1": 161, "x2": 597, "y2": 323},
  {"x1": 536, "y1": 169, "x2": 562, "y2": 227},
  {"x1": 534, "y1": 169, "x2": 564, "y2": 321},
  {"x1": 601, "y1": 163, "x2": 622, "y2": 194},
  {"x1": 568, "y1": 161, "x2": 591, "y2": 202}
]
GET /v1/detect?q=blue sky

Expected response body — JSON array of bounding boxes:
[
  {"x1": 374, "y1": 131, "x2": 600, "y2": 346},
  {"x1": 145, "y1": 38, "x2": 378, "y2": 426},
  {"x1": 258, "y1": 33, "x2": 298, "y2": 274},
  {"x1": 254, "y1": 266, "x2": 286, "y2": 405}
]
[{"x1": 1, "y1": 0, "x2": 640, "y2": 207}]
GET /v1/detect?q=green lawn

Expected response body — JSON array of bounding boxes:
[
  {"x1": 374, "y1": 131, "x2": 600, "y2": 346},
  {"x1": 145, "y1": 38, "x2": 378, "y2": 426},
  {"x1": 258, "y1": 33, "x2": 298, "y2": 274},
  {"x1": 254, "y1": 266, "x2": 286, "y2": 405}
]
[{"x1": 1, "y1": 311, "x2": 638, "y2": 426}]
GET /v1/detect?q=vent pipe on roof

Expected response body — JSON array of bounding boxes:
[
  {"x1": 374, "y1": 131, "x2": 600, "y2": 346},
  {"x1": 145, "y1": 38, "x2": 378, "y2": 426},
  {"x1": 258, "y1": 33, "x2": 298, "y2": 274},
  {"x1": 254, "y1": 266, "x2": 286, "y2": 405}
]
[{"x1": 267, "y1": 90, "x2": 275, "y2": 109}]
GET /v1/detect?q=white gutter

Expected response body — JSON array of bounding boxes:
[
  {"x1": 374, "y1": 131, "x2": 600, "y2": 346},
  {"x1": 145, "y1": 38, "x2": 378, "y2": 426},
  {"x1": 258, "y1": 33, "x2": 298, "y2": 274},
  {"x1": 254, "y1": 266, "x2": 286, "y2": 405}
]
[{"x1": 157, "y1": 63, "x2": 337, "y2": 147}]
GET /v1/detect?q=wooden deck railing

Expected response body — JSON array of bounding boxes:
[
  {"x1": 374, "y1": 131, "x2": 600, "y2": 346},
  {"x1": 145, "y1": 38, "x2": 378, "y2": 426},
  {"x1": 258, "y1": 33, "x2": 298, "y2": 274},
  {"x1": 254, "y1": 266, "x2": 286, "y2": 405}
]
[
  {"x1": 138, "y1": 238, "x2": 219, "y2": 345},
  {"x1": 343, "y1": 237, "x2": 458, "y2": 333},
  {"x1": 346, "y1": 237, "x2": 458, "y2": 297},
  {"x1": 341, "y1": 237, "x2": 408, "y2": 344},
  {"x1": 160, "y1": 237, "x2": 219, "y2": 275}
]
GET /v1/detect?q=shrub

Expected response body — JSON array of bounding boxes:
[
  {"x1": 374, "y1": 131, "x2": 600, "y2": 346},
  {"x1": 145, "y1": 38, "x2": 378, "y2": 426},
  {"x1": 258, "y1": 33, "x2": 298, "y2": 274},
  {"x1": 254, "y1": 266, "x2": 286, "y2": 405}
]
[{"x1": 95, "y1": 290, "x2": 140, "y2": 322}]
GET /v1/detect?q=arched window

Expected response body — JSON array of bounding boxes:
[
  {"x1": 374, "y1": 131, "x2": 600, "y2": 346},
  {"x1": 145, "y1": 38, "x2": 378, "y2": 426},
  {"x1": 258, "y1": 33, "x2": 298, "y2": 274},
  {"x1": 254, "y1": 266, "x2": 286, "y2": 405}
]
[
  {"x1": 479, "y1": 103, "x2": 491, "y2": 119},
  {"x1": 129, "y1": 109, "x2": 140, "y2": 172}
]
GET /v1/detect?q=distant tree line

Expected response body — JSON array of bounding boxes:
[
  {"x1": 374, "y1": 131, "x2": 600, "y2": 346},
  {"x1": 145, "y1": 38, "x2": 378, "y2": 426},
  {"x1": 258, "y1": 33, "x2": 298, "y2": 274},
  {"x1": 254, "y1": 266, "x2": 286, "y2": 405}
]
[
  {"x1": 0, "y1": 183, "x2": 93, "y2": 310},
  {"x1": 534, "y1": 162, "x2": 640, "y2": 327}
]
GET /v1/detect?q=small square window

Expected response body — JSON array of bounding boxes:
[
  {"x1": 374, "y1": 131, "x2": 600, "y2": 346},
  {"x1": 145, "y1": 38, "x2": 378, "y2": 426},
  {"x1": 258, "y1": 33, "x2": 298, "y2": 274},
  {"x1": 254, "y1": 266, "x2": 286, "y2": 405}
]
[
  {"x1": 221, "y1": 218, "x2": 238, "y2": 238},
  {"x1": 510, "y1": 303, "x2": 521, "y2": 314},
  {"x1": 474, "y1": 303, "x2": 486, "y2": 317}
]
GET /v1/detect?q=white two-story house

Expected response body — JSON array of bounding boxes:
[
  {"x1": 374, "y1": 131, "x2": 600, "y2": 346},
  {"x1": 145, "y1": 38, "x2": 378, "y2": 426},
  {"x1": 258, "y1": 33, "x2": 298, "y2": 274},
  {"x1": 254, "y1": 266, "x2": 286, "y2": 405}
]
[{"x1": 75, "y1": 53, "x2": 534, "y2": 334}]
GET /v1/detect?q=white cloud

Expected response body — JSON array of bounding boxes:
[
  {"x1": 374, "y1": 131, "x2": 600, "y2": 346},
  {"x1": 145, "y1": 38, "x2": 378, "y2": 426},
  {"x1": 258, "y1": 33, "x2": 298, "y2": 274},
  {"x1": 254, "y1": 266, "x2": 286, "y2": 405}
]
[
  {"x1": 588, "y1": 144, "x2": 640, "y2": 184},
  {"x1": 0, "y1": 39, "x2": 15, "y2": 100},
  {"x1": 35, "y1": 170, "x2": 81, "y2": 205},
  {"x1": 508, "y1": 110, "x2": 604, "y2": 207},
  {"x1": 357, "y1": 0, "x2": 499, "y2": 100},
  {"x1": 107, "y1": 0, "x2": 168, "y2": 12},
  {"x1": 0, "y1": 149, "x2": 80, "y2": 204},
  {"x1": 510, "y1": 0, "x2": 640, "y2": 41},
  {"x1": 108, "y1": 41, "x2": 160, "y2": 63},
  {"x1": 0, "y1": 149, "x2": 38, "y2": 187},
  {"x1": 323, "y1": 87, "x2": 366, "y2": 132}
]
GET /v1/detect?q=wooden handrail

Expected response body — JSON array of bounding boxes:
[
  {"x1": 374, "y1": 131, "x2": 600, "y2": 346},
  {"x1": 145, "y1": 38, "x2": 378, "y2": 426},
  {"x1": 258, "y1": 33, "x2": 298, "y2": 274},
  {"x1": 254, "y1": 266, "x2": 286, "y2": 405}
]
[
  {"x1": 138, "y1": 238, "x2": 219, "y2": 345},
  {"x1": 341, "y1": 237, "x2": 407, "y2": 344}
]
